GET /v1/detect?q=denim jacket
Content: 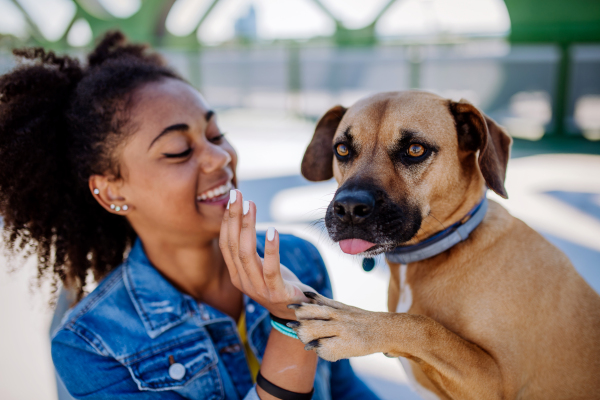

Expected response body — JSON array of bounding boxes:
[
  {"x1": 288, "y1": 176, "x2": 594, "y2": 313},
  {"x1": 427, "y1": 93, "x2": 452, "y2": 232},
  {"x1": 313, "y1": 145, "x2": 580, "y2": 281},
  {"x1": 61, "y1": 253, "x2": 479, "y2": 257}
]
[{"x1": 51, "y1": 233, "x2": 379, "y2": 400}]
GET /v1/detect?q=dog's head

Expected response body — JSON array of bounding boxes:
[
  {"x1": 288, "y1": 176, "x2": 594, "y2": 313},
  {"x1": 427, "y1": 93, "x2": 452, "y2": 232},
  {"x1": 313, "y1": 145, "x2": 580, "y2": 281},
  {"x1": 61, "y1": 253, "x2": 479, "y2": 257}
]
[{"x1": 302, "y1": 91, "x2": 511, "y2": 256}]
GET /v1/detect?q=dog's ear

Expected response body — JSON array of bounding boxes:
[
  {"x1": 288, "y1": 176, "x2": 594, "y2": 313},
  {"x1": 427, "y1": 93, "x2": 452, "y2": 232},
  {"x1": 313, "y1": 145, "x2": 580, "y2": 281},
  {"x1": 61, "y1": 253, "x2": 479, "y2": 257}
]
[
  {"x1": 301, "y1": 105, "x2": 347, "y2": 181},
  {"x1": 449, "y1": 99, "x2": 512, "y2": 199}
]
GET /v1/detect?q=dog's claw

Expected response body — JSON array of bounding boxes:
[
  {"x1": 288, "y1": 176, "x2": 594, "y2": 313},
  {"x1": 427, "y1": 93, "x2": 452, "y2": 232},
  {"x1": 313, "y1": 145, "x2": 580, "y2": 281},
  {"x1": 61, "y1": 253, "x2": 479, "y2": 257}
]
[
  {"x1": 304, "y1": 291, "x2": 318, "y2": 299},
  {"x1": 286, "y1": 321, "x2": 300, "y2": 328},
  {"x1": 304, "y1": 339, "x2": 320, "y2": 351},
  {"x1": 287, "y1": 304, "x2": 302, "y2": 309}
]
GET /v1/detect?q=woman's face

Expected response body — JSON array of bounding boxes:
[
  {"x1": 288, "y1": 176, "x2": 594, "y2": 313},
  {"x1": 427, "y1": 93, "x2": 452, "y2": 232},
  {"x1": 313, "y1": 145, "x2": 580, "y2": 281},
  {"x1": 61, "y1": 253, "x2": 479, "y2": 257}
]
[{"x1": 115, "y1": 78, "x2": 237, "y2": 244}]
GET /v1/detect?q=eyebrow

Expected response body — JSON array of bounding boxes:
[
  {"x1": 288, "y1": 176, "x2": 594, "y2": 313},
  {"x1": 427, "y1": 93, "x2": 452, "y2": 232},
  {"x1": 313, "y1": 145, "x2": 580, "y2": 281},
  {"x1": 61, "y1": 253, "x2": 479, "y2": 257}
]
[
  {"x1": 335, "y1": 126, "x2": 353, "y2": 144},
  {"x1": 147, "y1": 110, "x2": 216, "y2": 150},
  {"x1": 148, "y1": 123, "x2": 189, "y2": 150}
]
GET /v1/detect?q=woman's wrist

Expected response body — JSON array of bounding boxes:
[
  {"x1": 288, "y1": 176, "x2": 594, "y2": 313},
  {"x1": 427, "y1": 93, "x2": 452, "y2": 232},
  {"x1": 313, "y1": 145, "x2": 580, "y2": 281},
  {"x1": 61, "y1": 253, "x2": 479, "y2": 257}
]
[
  {"x1": 268, "y1": 308, "x2": 298, "y2": 321},
  {"x1": 257, "y1": 328, "x2": 317, "y2": 399}
]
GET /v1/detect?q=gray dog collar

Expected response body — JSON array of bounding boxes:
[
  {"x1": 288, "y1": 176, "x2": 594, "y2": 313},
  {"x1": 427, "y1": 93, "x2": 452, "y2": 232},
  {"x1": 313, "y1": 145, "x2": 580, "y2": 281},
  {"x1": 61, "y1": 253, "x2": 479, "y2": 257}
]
[{"x1": 385, "y1": 196, "x2": 488, "y2": 264}]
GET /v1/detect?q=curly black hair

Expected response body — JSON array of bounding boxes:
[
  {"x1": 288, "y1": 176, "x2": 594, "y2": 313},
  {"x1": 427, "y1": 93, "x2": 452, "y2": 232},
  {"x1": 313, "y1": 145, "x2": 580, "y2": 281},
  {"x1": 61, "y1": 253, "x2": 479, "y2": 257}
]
[{"x1": 0, "y1": 31, "x2": 182, "y2": 300}]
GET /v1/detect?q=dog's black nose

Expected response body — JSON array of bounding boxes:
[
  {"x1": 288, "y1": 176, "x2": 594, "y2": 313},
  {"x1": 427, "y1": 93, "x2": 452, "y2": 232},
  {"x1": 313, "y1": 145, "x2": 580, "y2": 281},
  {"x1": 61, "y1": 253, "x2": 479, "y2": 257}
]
[{"x1": 333, "y1": 190, "x2": 375, "y2": 224}]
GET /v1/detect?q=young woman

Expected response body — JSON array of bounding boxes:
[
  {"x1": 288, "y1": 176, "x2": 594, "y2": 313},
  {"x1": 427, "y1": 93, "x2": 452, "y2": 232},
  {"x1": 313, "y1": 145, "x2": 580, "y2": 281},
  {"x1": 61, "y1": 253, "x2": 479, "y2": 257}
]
[{"x1": 0, "y1": 32, "x2": 378, "y2": 400}]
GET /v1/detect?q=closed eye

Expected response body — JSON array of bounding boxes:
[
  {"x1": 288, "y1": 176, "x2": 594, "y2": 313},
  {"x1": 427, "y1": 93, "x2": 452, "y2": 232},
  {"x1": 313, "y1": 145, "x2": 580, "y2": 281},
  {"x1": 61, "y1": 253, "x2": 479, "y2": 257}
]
[
  {"x1": 163, "y1": 148, "x2": 192, "y2": 158},
  {"x1": 209, "y1": 133, "x2": 225, "y2": 143}
]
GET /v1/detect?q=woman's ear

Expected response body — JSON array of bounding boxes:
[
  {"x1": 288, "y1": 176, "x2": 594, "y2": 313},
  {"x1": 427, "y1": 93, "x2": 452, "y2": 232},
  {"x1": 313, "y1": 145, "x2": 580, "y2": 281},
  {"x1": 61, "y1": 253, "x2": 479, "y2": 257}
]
[
  {"x1": 88, "y1": 175, "x2": 130, "y2": 214},
  {"x1": 301, "y1": 105, "x2": 347, "y2": 182},
  {"x1": 449, "y1": 99, "x2": 512, "y2": 199}
]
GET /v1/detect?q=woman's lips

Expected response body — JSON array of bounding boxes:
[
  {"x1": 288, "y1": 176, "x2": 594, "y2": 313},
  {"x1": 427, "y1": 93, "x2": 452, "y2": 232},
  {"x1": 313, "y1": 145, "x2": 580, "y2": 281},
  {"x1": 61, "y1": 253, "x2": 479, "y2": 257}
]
[
  {"x1": 338, "y1": 239, "x2": 376, "y2": 255},
  {"x1": 197, "y1": 181, "x2": 233, "y2": 203},
  {"x1": 201, "y1": 192, "x2": 230, "y2": 206}
]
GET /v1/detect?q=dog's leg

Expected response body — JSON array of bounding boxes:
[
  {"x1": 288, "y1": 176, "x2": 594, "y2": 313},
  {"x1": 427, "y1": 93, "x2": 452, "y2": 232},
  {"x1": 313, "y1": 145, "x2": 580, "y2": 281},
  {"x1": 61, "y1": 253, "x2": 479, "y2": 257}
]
[{"x1": 291, "y1": 293, "x2": 503, "y2": 400}]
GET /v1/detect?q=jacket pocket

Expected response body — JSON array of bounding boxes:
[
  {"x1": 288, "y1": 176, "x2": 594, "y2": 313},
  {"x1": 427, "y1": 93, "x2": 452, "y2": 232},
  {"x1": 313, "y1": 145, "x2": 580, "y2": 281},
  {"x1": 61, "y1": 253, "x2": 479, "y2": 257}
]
[{"x1": 123, "y1": 330, "x2": 221, "y2": 395}]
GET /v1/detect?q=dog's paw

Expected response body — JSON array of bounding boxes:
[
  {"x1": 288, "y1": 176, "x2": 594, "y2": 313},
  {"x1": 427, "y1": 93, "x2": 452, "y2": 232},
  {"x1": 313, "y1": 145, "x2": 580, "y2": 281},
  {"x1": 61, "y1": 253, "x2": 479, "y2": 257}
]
[
  {"x1": 301, "y1": 291, "x2": 354, "y2": 310},
  {"x1": 288, "y1": 296, "x2": 379, "y2": 361}
]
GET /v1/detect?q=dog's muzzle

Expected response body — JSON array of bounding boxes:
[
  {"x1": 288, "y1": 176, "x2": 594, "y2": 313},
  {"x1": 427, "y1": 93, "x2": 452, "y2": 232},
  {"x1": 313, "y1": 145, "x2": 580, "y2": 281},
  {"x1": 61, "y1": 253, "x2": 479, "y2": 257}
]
[{"x1": 325, "y1": 184, "x2": 422, "y2": 256}]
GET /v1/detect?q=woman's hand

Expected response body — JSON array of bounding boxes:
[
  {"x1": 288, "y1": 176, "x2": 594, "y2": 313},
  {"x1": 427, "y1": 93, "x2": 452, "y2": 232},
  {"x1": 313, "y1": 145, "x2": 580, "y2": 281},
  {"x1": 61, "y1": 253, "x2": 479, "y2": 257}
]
[{"x1": 219, "y1": 189, "x2": 314, "y2": 320}]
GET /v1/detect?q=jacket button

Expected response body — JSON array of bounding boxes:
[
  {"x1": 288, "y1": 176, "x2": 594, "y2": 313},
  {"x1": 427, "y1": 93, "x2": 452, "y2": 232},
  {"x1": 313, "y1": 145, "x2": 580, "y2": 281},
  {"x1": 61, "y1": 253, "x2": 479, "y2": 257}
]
[
  {"x1": 169, "y1": 363, "x2": 186, "y2": 380},
  {"x1": 247, "y1": 304, "x2": 255, "y2": 313}
]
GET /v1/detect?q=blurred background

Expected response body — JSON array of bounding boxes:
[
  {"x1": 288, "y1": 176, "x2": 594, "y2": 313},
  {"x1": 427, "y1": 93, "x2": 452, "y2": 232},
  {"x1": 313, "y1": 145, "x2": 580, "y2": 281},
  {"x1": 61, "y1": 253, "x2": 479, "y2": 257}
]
[{"x1": 0, "y1": 1, "x2": 599, "y2": 399}]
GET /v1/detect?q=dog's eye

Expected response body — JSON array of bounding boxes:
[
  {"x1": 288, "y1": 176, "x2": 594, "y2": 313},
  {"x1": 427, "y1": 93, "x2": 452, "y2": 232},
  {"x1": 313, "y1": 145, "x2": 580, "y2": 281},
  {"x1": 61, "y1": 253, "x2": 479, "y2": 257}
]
[
  {"x1": 407, "y1": 144, "x2": 425, "y2": 157},
  {"x1": 336, "y1": 144, "x2": 349, "y2": 157}
]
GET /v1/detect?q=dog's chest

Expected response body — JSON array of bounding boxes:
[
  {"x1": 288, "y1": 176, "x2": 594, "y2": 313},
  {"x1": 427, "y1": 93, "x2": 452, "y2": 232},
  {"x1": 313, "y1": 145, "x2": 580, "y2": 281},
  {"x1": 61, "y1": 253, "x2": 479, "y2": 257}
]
[
  {"x1": 395, "y1": 263, "x2": 413, "y2": 313},
  {"x1": 393, "y1": 264, "x2": 441, "y2": 400}
]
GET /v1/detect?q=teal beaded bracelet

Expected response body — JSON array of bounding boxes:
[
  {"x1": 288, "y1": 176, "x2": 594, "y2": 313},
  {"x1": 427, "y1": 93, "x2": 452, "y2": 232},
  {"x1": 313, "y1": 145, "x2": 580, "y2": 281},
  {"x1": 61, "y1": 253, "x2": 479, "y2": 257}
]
[{"x1": 270, "y1": 319, "x2": 299, "y2": 339}]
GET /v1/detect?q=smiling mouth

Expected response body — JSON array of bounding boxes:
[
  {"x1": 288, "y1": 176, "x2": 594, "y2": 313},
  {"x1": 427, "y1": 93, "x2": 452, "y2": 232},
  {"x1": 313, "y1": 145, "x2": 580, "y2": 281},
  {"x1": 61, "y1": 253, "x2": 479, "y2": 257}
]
[{"x1": 197, "y1": 180, "x2": 233, "y2": 204}]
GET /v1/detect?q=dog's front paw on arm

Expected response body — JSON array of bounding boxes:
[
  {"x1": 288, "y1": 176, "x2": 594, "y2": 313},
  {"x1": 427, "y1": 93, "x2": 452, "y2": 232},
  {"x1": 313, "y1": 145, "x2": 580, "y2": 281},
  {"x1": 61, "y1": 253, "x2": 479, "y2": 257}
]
[{"x1": 288, "y1": 294, "x2": 381, "y2": 362}]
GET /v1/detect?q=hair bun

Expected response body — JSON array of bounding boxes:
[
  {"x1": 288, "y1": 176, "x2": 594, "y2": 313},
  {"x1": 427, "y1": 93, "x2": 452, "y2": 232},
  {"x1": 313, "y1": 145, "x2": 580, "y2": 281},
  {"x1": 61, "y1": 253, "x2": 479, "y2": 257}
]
[{"x1": 87, "y1": 31, "x2": 165, "y2": 68}]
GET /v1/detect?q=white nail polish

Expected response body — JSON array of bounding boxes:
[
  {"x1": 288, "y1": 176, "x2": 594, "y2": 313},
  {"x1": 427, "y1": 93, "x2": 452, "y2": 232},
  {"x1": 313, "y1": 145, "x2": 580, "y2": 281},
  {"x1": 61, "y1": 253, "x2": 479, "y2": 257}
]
[
  {"x1": 226, "y1": 201, "x2": 230, "y2": 209},
  {"x1": 229, "y1": 190, "x2": 237, "y2": 204},
  {"x1": 267, "y1": 227, "x2": 275, "y2": 241},
  {"x1": 243, "y1": 201, "x2": 250, "y2": 215}
]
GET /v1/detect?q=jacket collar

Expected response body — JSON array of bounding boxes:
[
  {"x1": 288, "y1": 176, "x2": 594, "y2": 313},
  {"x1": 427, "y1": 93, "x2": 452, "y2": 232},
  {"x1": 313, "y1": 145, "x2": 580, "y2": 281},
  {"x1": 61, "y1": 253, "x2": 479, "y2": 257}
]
[
  {"x1": 123, "y1": 239, "x2": 268, "y2": 341},
  {"x1": 123, "y1": 239, "x2": 196, "y2": 339}
]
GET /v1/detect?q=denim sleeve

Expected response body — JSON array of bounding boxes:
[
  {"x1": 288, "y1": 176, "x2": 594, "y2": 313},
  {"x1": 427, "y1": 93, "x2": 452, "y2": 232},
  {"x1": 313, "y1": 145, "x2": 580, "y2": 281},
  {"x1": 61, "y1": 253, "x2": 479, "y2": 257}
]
[
  {"x1": 330, "y1": 359, "x2": 380, "y2": 400},
  {"x1": 52, "y1": 330, "x2": 184, "y2": 400},
  {"x1": 243, "y1": 386, "x2": 261, "y2": 400},
  {"x1": 299, "y1": 239, "x2": 333, "y2": 299}
]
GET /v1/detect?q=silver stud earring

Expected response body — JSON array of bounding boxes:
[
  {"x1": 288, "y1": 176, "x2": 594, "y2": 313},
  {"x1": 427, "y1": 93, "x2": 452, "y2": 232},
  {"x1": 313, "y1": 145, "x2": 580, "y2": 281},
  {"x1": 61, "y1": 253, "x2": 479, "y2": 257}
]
[
  {"x1": 110, "y1": 204, "x2": 116, "y2": 210},
  {"x1": 115, "y1": 206, "x2": 121, "y2": 212},
  {"x1": 122, "y1": 205, "x2": 129, "y2": 211},
  {"x1": 93, "y1": 189, "x2": 100, "y2": 195}
]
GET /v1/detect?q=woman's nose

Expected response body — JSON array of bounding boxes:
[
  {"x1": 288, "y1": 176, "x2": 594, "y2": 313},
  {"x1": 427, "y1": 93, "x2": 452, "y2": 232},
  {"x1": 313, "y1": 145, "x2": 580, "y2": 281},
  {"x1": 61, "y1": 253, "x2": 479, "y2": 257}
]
[{"x1": 199, "y1": 143, "x2": 232, "y2": 173}]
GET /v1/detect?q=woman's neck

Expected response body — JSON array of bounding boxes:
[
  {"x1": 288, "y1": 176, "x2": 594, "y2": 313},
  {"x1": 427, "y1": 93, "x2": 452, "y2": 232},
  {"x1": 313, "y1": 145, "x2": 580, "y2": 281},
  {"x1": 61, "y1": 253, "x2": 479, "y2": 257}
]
[{"x1": 139, "y1": 235, "x2": 244, "y2": 320}]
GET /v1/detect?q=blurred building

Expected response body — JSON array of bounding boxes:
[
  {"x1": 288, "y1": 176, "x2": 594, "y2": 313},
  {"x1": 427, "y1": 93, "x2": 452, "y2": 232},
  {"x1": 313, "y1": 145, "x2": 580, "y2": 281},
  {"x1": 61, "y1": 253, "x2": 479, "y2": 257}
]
[{"x1": 0, "y1": 0, "x2": 599, "y2": 139}]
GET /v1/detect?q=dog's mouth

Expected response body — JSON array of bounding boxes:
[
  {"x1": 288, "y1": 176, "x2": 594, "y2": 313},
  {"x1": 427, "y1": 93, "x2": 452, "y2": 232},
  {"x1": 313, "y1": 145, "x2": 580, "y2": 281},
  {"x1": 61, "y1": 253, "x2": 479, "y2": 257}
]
[
  {"x1": 325, "y1": 184, "x2": 422, "y2": 257},
  {"x1": 338, "y1": 238, "x2": 375, "y2": 255},
  {"x1": 337, "y1": 239, "x2": 398, "y2": 256}
]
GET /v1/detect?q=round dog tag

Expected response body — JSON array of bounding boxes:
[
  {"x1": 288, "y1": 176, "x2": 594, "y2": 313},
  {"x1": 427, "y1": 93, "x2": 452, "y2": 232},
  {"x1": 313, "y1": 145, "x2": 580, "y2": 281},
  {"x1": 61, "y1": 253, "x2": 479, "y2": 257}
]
[{"x1": 362, "y1": 258, "x2": 375, "y2": 272}]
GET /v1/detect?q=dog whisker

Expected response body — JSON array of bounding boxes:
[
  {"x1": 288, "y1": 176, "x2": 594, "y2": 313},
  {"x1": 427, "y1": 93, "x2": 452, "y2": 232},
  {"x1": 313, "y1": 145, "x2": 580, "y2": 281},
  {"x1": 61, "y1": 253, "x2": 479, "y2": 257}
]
[{"x1": 428, "y1": 212, "x2": 446, "y2": 231}]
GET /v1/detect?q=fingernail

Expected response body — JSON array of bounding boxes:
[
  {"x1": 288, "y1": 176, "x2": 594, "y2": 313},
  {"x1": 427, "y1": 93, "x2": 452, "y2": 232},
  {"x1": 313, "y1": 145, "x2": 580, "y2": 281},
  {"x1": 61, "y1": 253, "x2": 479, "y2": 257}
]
[
  {"x1": 243, "y1": 201, "x2": 250, "y2": 215},
  {"x1": 267, "y1": 227, "x2": 275, "y2": 241},
  {"x1": 226, "y1": 201, "x2": 230, "y2": 209},
  {"x1": 229, "y1": 190, "x2": 237, "y2": 204}
]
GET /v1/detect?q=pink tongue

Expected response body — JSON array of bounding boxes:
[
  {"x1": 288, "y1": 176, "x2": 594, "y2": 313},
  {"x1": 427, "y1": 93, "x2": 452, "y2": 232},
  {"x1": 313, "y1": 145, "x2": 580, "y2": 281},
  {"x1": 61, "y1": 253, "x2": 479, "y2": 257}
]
[{"x1": 339, "y1": 239, "x2": 376, "y2": 255}]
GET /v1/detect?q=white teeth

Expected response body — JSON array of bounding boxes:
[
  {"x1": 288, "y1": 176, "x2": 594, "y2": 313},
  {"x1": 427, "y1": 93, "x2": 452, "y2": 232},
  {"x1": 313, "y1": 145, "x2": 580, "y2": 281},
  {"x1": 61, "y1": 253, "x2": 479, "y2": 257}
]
[{"x1": 197, "y1": 181, "x2": 233, "y2": 201}]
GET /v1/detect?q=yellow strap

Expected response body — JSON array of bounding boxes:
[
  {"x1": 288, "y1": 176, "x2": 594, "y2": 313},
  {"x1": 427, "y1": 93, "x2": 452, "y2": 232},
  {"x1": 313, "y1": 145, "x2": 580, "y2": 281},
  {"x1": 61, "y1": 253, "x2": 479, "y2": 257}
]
[{"x1": 237, "y1": 310, "x2": 261, "y2": 383}]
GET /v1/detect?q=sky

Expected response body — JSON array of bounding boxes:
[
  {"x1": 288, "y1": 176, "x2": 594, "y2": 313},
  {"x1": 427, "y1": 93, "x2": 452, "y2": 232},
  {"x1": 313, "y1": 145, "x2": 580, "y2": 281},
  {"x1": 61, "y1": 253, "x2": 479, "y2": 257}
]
[{"x1": 0, "y1": 0, "x2": 510, "y2": 46}]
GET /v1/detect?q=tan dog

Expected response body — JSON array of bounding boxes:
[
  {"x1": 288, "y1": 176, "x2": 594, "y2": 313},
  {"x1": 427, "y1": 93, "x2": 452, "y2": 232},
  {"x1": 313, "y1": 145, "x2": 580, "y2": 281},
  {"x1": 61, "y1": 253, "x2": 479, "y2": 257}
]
[{"x1": 290, "y1": 91, "x2": 600, "y2": 399}]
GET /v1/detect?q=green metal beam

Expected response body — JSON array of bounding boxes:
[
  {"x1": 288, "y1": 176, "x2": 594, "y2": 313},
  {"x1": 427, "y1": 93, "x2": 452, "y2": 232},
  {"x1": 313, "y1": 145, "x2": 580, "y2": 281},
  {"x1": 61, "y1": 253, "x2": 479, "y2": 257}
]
[
  {"x1": 9, "y1": 0, "x2": 46, "y2": 44},
  {"x1": 309, "y1": 0, "x2": 400, "y2": 46},
  {"x1": 504, "y1": 0, "x2": 600, "y2": 136},
  {"x1": 308, "y1": 0, "x2": 342, "y2": 27}
]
